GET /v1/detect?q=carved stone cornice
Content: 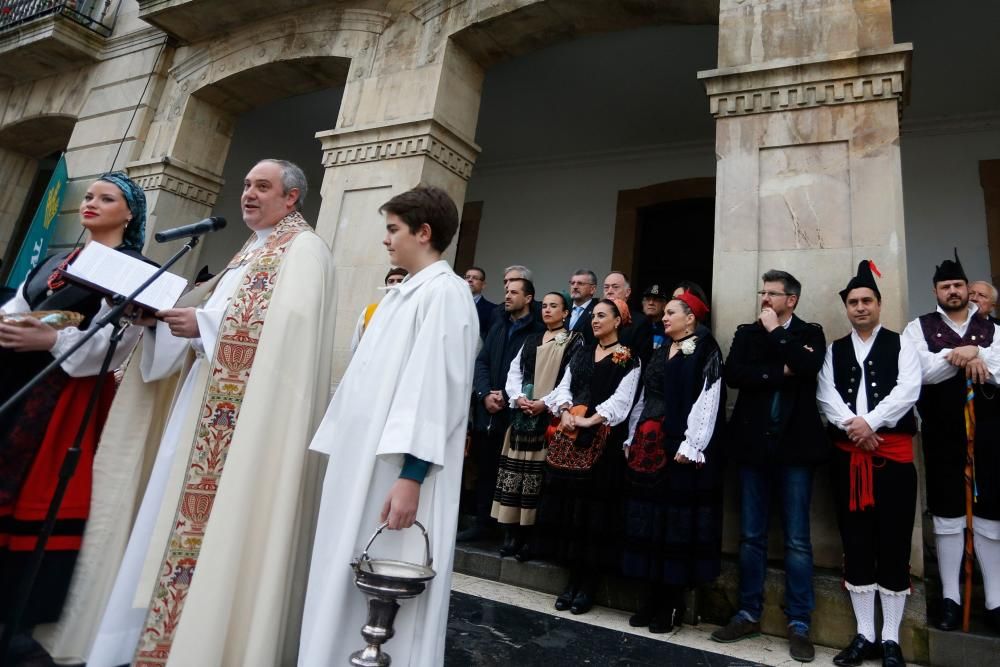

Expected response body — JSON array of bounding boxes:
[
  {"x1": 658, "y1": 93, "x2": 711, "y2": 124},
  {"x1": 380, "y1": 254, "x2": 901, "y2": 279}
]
[
  {"x1": 698, "y1": 45, "x2": 912, "y2": 118},
  {"x1": 127, "y1": 156, "x2": 224, "y2": 206},
  {"x1": 410, "y1": 0, "x2": 468, "y2": 23},
  {"x1": 317, "y1": 119, "x2": 480, "y2": 180}
]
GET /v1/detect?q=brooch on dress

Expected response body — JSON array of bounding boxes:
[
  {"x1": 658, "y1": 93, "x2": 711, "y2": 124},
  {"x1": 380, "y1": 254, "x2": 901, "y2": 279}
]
[
  {"x1": 611, "y1": 345, "x2": 632, "y2": 367},
  {"x1": 554, "y1": 331, "x2": 570, "y2": 345}
]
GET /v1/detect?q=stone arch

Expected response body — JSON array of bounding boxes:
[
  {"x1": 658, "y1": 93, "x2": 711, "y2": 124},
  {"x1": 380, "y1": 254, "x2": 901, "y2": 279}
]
[
  {"x1": 0, "y1": 113, "x2": 76, "y2": 159},
  {"x1": 124, "y1": 6, "x2": 392, "y2": 271},
  {"x1": 447, "y1": 0, "x2": 719, "y2": 67},
  {"x1": 0, "y1": 114, "x2": 77, "y2": 268},
  {"x1": 146, "y1": 6, "x2": 388, "y2": 174}
]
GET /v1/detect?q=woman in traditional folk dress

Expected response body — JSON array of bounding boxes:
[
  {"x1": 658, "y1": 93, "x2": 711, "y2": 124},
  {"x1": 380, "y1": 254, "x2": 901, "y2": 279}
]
[
  {"x1": 0, "y1": 173, "x2": 150, "y2": 642},
  {"x1": 534, "y1": 298, "x2": 641, "y2": 615},
  {"x1": 492, "y1": 291, "x2": 584, "y2": 561},
  {"x1": 621, "y1": 291, "x2": 726, "y2": 633}
]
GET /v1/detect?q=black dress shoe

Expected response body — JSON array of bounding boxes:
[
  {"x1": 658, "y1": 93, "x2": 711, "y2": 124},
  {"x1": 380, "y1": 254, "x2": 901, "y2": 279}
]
[
  {"x1": 881, "y1": 640, "x2": 905, "y2": 667},
  {"x1": 498, "y1": 541, "x2": 519, "y2": 557},
  {"x1": 986, "y1": 606, "x2": 1000, "y2": 635},
  {"x1": 936, "y1": 598, "x2": 961, "y2": 631},
  {"x1": 570, "y1": 590, "x2": 594, "y2": 615},
  {"x1": 554, "y1": 587, "x2": 575, "y2": 611},
  {"x1": 649, "y1": 605, "x2": 685, "y2": 634},
  {"x1": 833, "y1": 634, "x2": 880, "y2": 666},
  {"x1": 514, "y1": 544, "x2": 534, "y2": 562}
]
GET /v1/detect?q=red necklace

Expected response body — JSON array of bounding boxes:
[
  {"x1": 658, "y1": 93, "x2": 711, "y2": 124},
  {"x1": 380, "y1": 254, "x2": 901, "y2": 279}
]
[{"x1": 45, "y1": 247, "x2": 82, "y2": 293}]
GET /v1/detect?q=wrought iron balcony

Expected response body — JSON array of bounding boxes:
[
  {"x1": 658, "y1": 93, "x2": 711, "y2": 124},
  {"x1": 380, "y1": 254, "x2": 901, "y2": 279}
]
[
  {"x1": 0, "y1": 1, "x2": 113, "y2": 86},
  {"x1": 137, "y1": 0, "x2": 310, "y2": 43}
]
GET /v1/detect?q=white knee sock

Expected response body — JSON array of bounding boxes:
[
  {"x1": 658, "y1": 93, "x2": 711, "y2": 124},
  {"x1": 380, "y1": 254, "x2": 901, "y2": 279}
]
[
  {"x1": 879, "y1": 589, "x2": 908, "y2": 644},
  {"x1": 937, "y1": 532, "x2": 965, "y2": 603},
  {"x1": 848, "y1": 589, "x2": 876, "y2": 642},
  {"x1": 974, "y1": 533, "x2": 1000, "y2": 610}
]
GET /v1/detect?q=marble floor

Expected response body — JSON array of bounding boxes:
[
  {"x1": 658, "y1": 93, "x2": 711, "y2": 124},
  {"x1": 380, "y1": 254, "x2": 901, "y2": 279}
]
[{"x1": 449, "y1": 573, "x2": 839, "y2": 667}]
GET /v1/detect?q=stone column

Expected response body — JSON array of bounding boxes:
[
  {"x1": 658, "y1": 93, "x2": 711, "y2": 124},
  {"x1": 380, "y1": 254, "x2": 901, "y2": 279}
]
[
  {"x1": 314, "y1": 39, "x2": 482, "y2": 381},
  {"x1": 127, "y1": 156, "x2": 224, "y2": 273},
  {"x1": 700, "y1": 0, "x2": 924, "y2": 659}
]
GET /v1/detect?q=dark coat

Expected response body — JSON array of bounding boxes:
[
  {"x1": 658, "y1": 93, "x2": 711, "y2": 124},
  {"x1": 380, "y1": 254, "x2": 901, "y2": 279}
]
[
  {"x1": 474, "y1": 295, "x2": 497, "y2": 340},
  {"x1": 725, "y1": 314, "x2": 829, "y2": 465},
  {"x1": 568, "y1": 298, "x2": 597, "y2": 344},
  {"x1": 472, "y1": 312, "x2": 545, "y2": 433},
  {"x1": 488, "y1": 298, "x2": 543, "y2": 331},
  {"x1": 624, "y1": 315, "x2": 656, "y2": 370}
]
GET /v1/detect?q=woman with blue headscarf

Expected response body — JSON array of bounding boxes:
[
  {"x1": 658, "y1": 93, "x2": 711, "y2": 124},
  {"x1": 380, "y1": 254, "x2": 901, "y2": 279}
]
[{"x1": 0, "y1": 172, "x2": 153, "y2": 644}]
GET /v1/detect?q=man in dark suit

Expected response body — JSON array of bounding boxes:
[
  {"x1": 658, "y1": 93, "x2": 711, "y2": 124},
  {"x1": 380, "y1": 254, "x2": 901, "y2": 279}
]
[
  {"x1": 460, "y1": 277, "x2": 545, "y2": 541},
  {"x1": 711, "y1": 269, "x2": 827, "y2": 663},
  {"x1": 602, "y1": 270, "x2": 652, "y2": 367},
  {"x1": 465, "y1": 266, "x2": 496, "y2": 339},
  {"x1": 568, "y1": 269, "x2": 598, "y2": 344}
]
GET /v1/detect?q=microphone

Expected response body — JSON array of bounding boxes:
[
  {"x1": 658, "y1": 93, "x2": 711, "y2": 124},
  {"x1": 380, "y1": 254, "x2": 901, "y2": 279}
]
[{"x1": 154, "y1": 217, "x2": 227, "y2": 243}]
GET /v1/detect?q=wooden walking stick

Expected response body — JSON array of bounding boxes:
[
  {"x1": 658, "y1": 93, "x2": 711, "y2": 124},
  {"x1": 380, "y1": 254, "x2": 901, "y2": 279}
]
[{"x1": 963, "y1": 378, "x2": 977, "y2": 632}]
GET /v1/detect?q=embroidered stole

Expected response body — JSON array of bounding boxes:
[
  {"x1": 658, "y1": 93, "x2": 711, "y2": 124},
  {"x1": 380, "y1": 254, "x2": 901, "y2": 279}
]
[{"x1": 133, "y1": 212, "x2": 311, "y2": 666}]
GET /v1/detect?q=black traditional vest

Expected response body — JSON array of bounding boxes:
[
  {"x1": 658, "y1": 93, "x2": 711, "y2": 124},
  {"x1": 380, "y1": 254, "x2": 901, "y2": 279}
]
[
  {"x1": 827, "y1": 328, "x2": 917, "y2": 440},
  {"x1": 919, "y1": 311, "x2": 995, "y2": 352},
  {"x1": 916, "y1": 311, "x2": 996, "y2": 426}
]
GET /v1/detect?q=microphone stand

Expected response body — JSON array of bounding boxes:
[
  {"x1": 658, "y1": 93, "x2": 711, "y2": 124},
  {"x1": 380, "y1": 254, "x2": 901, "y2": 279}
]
[{"x1": 0, "y1": 236, "x2": 201, "y2": 661}]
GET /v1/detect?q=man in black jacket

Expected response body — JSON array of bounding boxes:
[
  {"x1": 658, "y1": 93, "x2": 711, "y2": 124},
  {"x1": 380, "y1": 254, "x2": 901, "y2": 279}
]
[
  {"x1": 459, "y1": 277, "x2": 544, "y2": 541},
  {"x1": 711, "y1": 270, "x2": 828, "y2": 663}
]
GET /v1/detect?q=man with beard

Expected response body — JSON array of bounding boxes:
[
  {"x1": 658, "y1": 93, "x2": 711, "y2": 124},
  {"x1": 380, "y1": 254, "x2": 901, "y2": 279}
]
[
  {"x1": 460, "y1": 277, "x2": 544, "y2": 541},
  {"x1": 902, "y1": 250, "x2": 1000, "y2": 634},
  {"x1": 818, "y1": 261, "x2": 920, "y2": 667},
  {"x1": 712, "y1": 269, "x2": 827, "y2": 662}
]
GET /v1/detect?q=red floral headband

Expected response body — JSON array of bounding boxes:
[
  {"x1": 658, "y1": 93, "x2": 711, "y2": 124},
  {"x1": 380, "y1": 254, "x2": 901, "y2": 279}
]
[{"x1": 675, "y1": 290, "x2": 710, "y2": 322}]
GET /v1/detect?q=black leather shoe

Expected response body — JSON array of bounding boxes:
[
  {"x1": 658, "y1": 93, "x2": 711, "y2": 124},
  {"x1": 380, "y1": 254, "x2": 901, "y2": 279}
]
[
  {"x1": 456, "y1": 524, "x2": 484, "y2": 542},
  {"x1": 986, "y1": 606, "x2": 1000, "y2": 635},
  {"x1": 881, "y1": 640, "x2": 905, "y2": 667},
  {"x1": 498, "y1": 540, "x2": 519, "y2": 557},
  {"x1": 554, "y1": 587, "x2": 575, "y2": 611},
  {"x1": 570, "y1": 590, "x2": 594, "y2": 615},
  {"x1": 649, "y1": 604, "x2": 684, "y2": 634},
  {"x1": 514, "y1": 544, "x2": 534, "y2": 563},
  {"x1": 936, "y1": 598, "x2": 961, "y2": 631},
  {"x1": 833, "y1": 634, "x2": 880, "y2": 666}
]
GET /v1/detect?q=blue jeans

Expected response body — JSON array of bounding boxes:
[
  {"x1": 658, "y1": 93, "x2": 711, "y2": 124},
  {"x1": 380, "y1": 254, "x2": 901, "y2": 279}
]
[{"x1": 738, "y1": 463, "x2": 815, "y2": 626}]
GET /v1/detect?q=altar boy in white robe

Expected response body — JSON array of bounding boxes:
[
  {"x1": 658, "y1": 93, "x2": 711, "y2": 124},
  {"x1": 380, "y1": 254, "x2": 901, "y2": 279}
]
[{"x1": 300, "y1": 185, "x2": 479, "y2": 666}]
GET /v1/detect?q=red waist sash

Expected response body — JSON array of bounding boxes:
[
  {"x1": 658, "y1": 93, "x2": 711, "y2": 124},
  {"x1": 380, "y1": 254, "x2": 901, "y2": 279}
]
[{"x1": 835, "y1": 433, "x2": 913, "y2": 512}]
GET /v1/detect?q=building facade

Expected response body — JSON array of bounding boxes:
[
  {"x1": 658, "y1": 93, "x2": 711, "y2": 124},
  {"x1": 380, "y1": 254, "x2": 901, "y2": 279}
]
[{"x1": 1, "y1": 1, "x2": 998, "y2": 662}]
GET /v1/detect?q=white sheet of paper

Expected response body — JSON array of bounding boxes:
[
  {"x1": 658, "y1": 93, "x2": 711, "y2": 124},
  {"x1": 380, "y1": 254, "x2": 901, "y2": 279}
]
[{"x1": 64, "y1": 243, "x2": 188, "y2": 312}]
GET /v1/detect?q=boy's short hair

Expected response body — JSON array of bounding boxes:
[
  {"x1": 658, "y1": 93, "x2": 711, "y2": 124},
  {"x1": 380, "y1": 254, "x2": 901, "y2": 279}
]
[{"x1": 379, "y1": 185, "x2": 460, "y2": 253}]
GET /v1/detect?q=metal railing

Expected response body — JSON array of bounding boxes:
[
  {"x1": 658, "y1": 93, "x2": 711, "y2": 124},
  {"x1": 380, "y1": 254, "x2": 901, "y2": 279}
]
[{"x1": 0, "y1": 0, "x2": 113, "y2": 37}]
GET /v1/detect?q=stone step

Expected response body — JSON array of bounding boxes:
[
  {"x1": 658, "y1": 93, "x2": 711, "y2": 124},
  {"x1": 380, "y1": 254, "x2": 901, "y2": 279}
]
[
  {"x1": 453, "y1": 540, "x2": 931, "y2": 664},
  {"x1": 927, "y1": 624, "x2": 1000, "y2": 666}
]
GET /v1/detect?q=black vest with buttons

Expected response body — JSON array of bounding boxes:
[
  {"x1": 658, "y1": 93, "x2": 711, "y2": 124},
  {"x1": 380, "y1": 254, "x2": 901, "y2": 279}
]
[{"x1": 827, "y1": 328, "x2": 917, "y2": 440}]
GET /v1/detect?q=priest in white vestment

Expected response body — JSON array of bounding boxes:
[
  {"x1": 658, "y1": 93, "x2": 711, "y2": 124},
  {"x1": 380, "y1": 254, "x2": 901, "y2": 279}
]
[
  {"x1": 52, "y1": 159, "x2": 335, "y2": 667},
  {"x1": 299, "y1": 186, "x2": 478, "y2": 666}
]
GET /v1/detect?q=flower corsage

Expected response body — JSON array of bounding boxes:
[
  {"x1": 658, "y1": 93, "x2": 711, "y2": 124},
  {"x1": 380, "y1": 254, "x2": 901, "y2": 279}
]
[
  {"x1": 679, "y1": 336, "x2": 698, "y2": 356},
  {"x1": 611, "y1": 345, "x2": 632, "y2": 367}
]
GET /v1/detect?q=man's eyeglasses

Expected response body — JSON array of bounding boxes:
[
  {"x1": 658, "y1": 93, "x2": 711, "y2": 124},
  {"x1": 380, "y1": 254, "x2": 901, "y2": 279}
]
[
  {"x1": 757, "y1": 290, "x2": 790, "y2": 298},
  {"x1": 569, "y1": 280, "x2": 594, "y2": 286}
]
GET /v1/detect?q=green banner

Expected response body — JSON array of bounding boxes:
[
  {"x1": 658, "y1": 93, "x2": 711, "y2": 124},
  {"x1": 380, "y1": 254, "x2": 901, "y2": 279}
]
[{"x1": 5, "y1": 155, "x2": 68, "y2": 288}]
